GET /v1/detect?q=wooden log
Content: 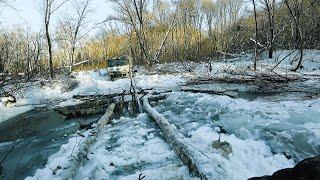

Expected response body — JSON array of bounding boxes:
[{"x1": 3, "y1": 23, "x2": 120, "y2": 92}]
[
  {"x1": 54, "y1": 98, "x2": 115, "y2": 118},
  {"x1": 73, "y1": 92, "x2": 125, "y2": 100},
  {"x1": 181, "y1": 86, "x2": 238, "y2": 98},
  {"x1": 143, "y1": 97, "x2": 218, "y2": 179},
  {"x1": 96, "y1": 103, "x2": 115, "y2": 133},
  {"x1": 146, "y1": 94, "x2": 167, "y2": 102},
  {"x1": 56, "y1": 92, "x2": 169, "y2": 118},
  {"x1": 66, "y1": 103, "x2": 115, "y2": 179},
  {"x1": 72, "y1": 89, "x2": 171, "y2": 100}
]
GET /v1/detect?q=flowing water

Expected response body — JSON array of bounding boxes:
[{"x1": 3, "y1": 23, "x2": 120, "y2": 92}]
[
  {"x1": 0, "y1": 106, "x2": 100, "y2": 180},
  {"x1": 1, "y1": 82, "x2": 319, "y2": 179}
]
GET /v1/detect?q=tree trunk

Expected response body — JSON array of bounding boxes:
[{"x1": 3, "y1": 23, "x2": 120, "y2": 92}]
[
  {"x1": 45, "y1": 23, "x2": 54, "y2": 78},
  {"x1": 143, "y1": 97, "x2": 220, "y2": 180},
  {"x1": 266, "y1": 0, "x2": 275, "y2": 59},
  {"x1": 284, "y1": 0, "x2": 304, "y2": 71},
  {"x1": 252, "y1": 0, "x2": 258, "y2": 70},
  {"x1": 66, "y1": 103, "x2": 115, "y2": 179}
]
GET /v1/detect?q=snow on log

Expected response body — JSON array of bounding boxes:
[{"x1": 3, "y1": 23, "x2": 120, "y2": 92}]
[
  {"x1": 66, "y1": 103, "x2": 115, "y2": 179},
  {"x1": 96, "y1": 103, "x2": 115, "y2": 134},
  {"x1": 143, "y1": 97, "x2": 223, "y2": 179},
  {"x1": 72, "y1": 60, "x2": 90, "y2": 67},
  {"x1": 57, "y1": 91, "x2": 170, "y2": 118},
  {"x1": 54, "y1": 98, "x2": 115, "y2": 118}
]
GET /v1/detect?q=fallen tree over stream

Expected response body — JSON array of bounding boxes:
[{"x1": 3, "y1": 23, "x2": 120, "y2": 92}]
[
  {"x1": 66, "y1": 103, "x2": 115, "y2": 179},
  {"x1": 55, "y1": 90, "x2": 170, "y2": 118},
  {"x1": 143, "y1": 96, "x2": 225, "y2": 179}
]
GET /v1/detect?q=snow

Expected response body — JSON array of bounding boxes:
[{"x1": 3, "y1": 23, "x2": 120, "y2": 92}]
[
  {"x1": 0, "y1": 69, "x2": 187, "y2": 124},
  {"x1": 27, "y1": 114, "x2": 196, "y2": 180},
  {"x1": 27, "y1": 91, "x2": 319, "y2": 179},
  {"x1": 25, "y1": 130, "x2": 91, "y2": 180},
  {"x1": 0, "y1": 105, "x2": 33, "y2": 124},
  {"x1": 263, "y1": 50, "x2": 320, "y2": 72},
  {"x1": 19, "y1": 70, "x2": 187, "y2": 104},
  {"x1": 4, "y1": 50, "x2": 320, "y2": 179},
  {"x1": 56, "y1": 99, "x2": 83, "y2": 107},
  {"x1": 155, "y1": 92, "x2": 320, "y2": 162},
  {"x1": 75, "y1": 71, "x2": 187, "y2": 94},
  {"x1": 189, "y1": 126, "x2": 294, "y2": 179}
]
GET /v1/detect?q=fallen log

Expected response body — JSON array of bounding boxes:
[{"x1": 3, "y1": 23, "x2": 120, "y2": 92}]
[
  {"x1": 143, "y1": 97, "x2": 222, "y2": 179},
  {"x1": 54, "y1": 98, "x2": 115, "y2": 118},
  {"x1": 96, "y1": 103, "x2": 116, "y2": 133},
  {"x1": 56, "y1": 92, "x2": 169, "y2": 118},
  {"x1": 66, "y1": 103, "x2": 115, "y2": 179},
  {"x1": 72, "y1": 89, "x2": 171, "y2": 100},
  {"x1": 145, "y1": 94, "x2": 167, "y2": 102},
  {"x1": 73, "y1": 92, "x2": 125, "y2": 100},
  {"x1": 181, "y1": 86, "x2": 238, "y2": 98}
]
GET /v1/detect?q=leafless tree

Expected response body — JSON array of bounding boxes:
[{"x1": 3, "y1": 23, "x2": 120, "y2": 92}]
[
  {"x1": 39, "y1": 0, "x2": 69, "y2": 78},
  {"x1": 0, "y1": 0, "x2": 15, "y2": 10},
  {"x1": 109, "y1": 0, "x2": 150, "y2": 63},
  {"x1": 252, "y1": 0, "x2": 258, "y2": 70},
  {"x1": 284, "y1": 0, "x2": 304, "y2": 71},
  {"x1": 261, "y1": 0, "x2": 275, "y2": 58},
  {"x1": 58, "y1": 0, "x2": 92, "y2": 72}
]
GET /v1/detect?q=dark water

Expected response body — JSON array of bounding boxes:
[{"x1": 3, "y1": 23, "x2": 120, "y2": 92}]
[{"x1": 0, "y1": 106, "x2": 100, "y2": 180}]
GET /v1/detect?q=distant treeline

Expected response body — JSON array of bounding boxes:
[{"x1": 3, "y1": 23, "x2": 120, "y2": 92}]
[{"x1": 0, "y1": 0, "x2": 319, "y2": 77}]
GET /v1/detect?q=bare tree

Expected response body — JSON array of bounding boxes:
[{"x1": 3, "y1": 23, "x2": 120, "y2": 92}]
[
  {"x1": 262, "y1": 0, "x2": 275, "y2": 58},
  {"x1": 284, "y1": 0, "x2": 304, "y2": 71},
  {"x1": 39, "y1": 0, "x2": 69, "y2": 78},
  {"x1": 58, "y1": 0, "x2": 91, "y2": 72},
  {"x1": 202, "y1": 0, "x2": 215, "y2": 39},
  {"x1": 252, "y1": 0, "x2": 258, "y2": 70},
  {"x1": 0, "y1": 0, "x2": 15, "y2": 9}
]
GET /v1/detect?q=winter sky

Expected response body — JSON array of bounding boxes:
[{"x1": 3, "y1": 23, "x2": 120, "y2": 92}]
[{"x1": 1, "y1": 0, "x2": 111, "y2": 32}]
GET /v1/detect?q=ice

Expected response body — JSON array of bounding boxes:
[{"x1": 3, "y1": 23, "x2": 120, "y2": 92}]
[
  {"x1": 74, "y1": 114, "x2": 195, "y2": 179},
  {"x1": 155, "y1": 92, "x2": 320, "y2": 162},
  {"x1": 189, "y1": 126, "x2": 294, "y2": 179},
  {"x1": 27, "y1": 114, "x2": 196, "y2": 180},
  {"x1": 26, "y1": 130, "x2": 91, "y2": 180},
  {"x1": 0, "y1": 105, "x2": 33, "y2": 124}
]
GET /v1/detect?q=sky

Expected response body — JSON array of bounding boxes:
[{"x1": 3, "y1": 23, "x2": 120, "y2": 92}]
[{"x1": 0, "y1": 0, "x2": 112, "y2": 33}]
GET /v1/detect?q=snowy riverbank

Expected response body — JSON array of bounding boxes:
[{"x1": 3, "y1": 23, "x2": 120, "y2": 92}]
[{"x1": 1, "y1": 50, "x2": 320, "y2": 179}]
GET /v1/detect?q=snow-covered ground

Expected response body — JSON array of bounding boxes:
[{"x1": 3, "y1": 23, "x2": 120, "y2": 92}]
[
  {"x1": 1, "y1": 50, "x2": 320, "y2": 179},
  {"x1": 0, "y1": 72, "x2": 187, "y2": 124}
]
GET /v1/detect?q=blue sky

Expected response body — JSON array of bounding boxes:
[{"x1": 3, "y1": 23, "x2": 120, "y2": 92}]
[{"x1": 1, "y1": 0, "x2": 112, "y2": 32}]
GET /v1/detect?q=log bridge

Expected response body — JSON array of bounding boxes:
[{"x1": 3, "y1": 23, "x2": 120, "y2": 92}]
[{"x1": 54, "y1": 89, "x2": 170, "y2": 118}]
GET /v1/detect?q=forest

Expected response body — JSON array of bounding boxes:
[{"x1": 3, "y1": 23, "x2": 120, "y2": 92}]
[{"x1": 0, "y1": 0, "x2": 319, "y2": 77}]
